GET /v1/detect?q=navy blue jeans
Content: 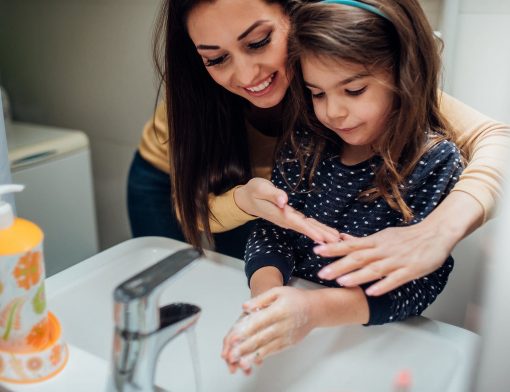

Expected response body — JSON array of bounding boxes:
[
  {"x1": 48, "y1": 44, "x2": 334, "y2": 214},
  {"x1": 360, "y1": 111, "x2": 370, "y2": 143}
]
[{"x1": 127, "y1": 151, "x2": 255, "y2": 259}]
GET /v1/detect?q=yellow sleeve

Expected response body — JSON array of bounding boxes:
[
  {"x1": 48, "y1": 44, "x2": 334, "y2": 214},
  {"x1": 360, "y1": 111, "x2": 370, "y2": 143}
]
[
  {"x1": 440, "y1": 93, "x2": 510, "y2": 221},
  {"x1": 208, "y1": 186, "x2": 258, "y2": 233},
  {"x1": 138, "y1": 102, "x2": 171, "y2": 173}
]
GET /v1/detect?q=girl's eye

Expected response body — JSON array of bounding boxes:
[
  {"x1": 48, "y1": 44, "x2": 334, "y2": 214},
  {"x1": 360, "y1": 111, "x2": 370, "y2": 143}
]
[
  {"x1": 205, "y1": 55, "x2": 227, "y2": 67},
  {"x1": 346, "y1": 86, "x2": 367, "y2": 96},
  {"x1": 248, "y1": 32, "x2": 272, "y2": 50},
  {"x1": 311, "y1": 92, "x2": 325, "y2": 99}
]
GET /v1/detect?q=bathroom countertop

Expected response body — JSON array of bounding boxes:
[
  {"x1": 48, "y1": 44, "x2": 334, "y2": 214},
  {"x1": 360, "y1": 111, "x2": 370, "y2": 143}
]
[{"x1": 1, "y1": 237, "x2": 480, "y2": 392}]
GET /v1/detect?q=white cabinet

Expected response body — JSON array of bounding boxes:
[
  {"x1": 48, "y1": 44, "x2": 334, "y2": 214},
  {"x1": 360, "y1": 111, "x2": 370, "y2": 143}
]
[{"x1": 7, "y1": 122, "x2": 99, "y2": 276}]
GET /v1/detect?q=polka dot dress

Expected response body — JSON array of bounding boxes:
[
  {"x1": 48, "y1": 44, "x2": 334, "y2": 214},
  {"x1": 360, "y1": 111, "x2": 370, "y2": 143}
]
[{"x1": 245, "y1": 132, "x2": 463, "y2": 325}]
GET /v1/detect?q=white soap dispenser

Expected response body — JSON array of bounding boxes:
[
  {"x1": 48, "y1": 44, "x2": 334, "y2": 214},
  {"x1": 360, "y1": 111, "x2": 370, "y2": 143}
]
[{"x1": 0, "y1": 184, "x2": 68, "y2": 384}]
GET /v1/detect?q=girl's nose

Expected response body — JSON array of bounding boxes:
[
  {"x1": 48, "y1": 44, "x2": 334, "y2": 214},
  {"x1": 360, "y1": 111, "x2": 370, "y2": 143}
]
[{"x1": 326, "y1": 98, "x2": 348, "y2": 121}]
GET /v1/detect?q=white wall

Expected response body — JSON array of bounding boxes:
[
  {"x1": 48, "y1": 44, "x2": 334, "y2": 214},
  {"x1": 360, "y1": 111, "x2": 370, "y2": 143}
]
[
  {"x1": 0, "y1": 96, "x2": 15, "y2": 208},
  {"x1": 447, "y1": 0, "x2": 510, "y2": 123},
  {"x1": 0, "y1": 0, "x2": 161, "y2": 249}
]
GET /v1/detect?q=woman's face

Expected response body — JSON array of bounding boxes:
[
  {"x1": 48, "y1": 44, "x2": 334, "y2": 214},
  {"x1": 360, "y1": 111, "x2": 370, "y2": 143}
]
[{"x1": 187, "y1": 0, "x2": 290, "y2": 109}]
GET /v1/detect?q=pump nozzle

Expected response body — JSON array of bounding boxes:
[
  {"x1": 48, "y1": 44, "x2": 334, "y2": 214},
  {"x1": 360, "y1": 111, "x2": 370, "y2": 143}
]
[{"x1": 0, "y1": 184, "x2": 25, "y2": 229}]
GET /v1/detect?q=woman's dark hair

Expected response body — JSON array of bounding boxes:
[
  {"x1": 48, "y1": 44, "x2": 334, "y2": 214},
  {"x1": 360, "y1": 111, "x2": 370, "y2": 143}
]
[
  {"x1": 285, "y1": 0, "x2": 455, "y2": 221},
  {"x1": 153, "y1": 0, "x2": 300, "y2": 248}
]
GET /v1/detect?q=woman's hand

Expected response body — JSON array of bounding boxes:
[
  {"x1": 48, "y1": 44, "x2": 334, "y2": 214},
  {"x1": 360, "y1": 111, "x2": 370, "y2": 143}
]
[
  {"x1": 314, "y1": 223, "x2": 454, "y2": 296},
  {"x1": 234, "y1": 178, "x2": 340, "y2": 244},
  {"x1": 221, "y1": 287, "x2": 316, "y2": 374},
  {"x1": 314, "y1": 192, "x2": 484, "y2": 296}
]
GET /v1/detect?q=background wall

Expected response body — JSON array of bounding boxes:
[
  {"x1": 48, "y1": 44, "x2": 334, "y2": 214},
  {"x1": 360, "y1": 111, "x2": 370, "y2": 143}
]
[
  {"x1": 446, "y1": 0, "x2": 510, "y2": 124},
  {"x1": 0, "y1": 0, "x2": 161, "y2": 249}
]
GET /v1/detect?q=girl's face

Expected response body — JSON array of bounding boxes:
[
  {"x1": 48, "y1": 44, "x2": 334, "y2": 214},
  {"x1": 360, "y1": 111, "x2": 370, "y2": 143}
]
[
  {"x1": 301, "y1": 55, "x2": 394, "y2": 162},
  {"x1": 187, "y1": 0, "x2": 290, "y2": 109}
]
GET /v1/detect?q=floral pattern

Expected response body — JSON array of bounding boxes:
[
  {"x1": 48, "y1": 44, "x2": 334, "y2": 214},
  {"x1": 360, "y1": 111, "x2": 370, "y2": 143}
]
[
  {"x1": 32, "y1": 283, "x2": 47, "y2": 314},
  {"x1": 25, "y1": 317, "x2": 50, "y2": 350},
  {"x1": 13, "y1": 251, "x2": 43, "y2": 290},
  {"x1": 26, "y1": 357, "x2": 43, "y2": 371}
]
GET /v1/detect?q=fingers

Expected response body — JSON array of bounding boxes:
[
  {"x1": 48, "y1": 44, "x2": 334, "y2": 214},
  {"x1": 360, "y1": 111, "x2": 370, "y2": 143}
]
[
  {"x1": 317, "y1": 248, "x2": 381, "y2": 282},
  {"x1": 335, "y1": 259, "x2": 393, "y2": 287},
  {"x1": 230, "y1": 336, "x2": 286, "y2": 374},
  {"x1": 227, "y1": 323, "x2": 278, "y2": 364},
  {"x1": 284, "y1": 207, "x2": 339, "y2": 244},
  {"x1": 243, "y1": 288, "x2": 280, "y2": 313},
  {"x1": 365, "y1": 268, "x2": 411, "y2": 296},
  {"x1": 314, "y1": 236, "x2": 375, "y2": 258},
  {"x1": 253, "y1": 178, "x2": 288, "y2": 208}
]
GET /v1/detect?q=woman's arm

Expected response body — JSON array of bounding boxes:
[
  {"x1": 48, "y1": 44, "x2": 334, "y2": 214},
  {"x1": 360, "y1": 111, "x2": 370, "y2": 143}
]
[
  {"x1": 139, "y1": 103, "x2": 338, "y2": 242},
  {"x1": 441, "y1": 93, "x2": 510, "y2": 222}
]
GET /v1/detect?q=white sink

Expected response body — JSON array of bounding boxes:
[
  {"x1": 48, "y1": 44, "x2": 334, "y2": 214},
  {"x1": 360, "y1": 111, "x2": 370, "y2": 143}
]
[{"x1": 2, "y1": 237, "x2": 479, "y2": 392}]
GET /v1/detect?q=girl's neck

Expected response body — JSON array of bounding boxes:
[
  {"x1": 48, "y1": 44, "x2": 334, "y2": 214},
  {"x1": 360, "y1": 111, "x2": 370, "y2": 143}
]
[
  {"x1": 244, "y1": 101, "x2": 284, "y2": 137},
  {"x1": 340, "y1": 144, "x2": 374, "y2": 166}
]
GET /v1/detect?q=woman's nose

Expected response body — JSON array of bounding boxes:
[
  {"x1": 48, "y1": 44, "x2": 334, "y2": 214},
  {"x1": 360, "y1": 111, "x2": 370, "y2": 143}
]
[{"x1": 234, "y1": 57, "x2": 261, "y2": 86}]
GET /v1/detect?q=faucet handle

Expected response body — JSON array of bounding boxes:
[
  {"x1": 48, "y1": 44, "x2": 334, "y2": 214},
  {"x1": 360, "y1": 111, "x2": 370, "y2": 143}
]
[{"x1": 113, "y1": 247, "x2": 201, "y2": 334}]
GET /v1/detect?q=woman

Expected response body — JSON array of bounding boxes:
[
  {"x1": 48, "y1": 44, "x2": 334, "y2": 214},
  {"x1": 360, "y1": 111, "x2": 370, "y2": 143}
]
[{"x1": 127, "y1": 0, "x2": 509, "y2": 294}]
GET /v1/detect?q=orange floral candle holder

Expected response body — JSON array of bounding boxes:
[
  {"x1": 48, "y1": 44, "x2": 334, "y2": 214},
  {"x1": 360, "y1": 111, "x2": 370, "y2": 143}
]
[{"x1": 0, "y1": 312, "x2": 68, "y2": 383}]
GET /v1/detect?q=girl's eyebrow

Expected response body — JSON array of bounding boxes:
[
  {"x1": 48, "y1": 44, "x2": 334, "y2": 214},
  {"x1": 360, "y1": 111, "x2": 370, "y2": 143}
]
[
  {"x1": 305, "y1": 72, "x2": 370, "y2": 89},
  {"x1": 196, "y1": 20, "x2": 269, "y2": 50}
]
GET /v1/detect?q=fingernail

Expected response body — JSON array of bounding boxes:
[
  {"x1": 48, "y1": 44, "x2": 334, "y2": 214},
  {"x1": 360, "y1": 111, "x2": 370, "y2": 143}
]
[
  {"x1": 313, "y1": 245, "x2": 325, "y2": 253},
  {"x1": 317, "y1": 267, "x2": 331, "y2": 279},
  {"x1": 277, "y1": 195, "x2": 286, "y2": 208},
  {"x1": 365, "y1": 286, "x2": 378, "y2": 296},
  {"x1": 337, "y1": 276, "x2": 350, "y2": 285}
]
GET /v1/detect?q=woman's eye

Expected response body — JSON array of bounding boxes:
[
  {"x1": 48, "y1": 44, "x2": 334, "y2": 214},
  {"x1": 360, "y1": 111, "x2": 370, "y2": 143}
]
[
  {"x1": 346, "y1": 86, "x2": 367, "y2": 96},
  {"x1": 248, "y1": 32, "x2": 272, "y2": 50},
  {"x1": 204, "y1": 55, "x2": 227, "y2": 67},
  {"x1": 311, "y1": 91, "x2": 325, "y2": 99}
]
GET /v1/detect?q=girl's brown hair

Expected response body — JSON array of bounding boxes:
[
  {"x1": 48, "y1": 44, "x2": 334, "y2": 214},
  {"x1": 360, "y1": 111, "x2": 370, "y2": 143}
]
[{"x1": 284, "y1": 0, "x2": 455, "y2": 221}]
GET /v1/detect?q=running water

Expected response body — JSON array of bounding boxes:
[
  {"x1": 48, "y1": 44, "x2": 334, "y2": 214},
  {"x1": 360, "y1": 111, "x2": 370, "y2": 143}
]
[{"x1": 186, "y1": 324, "x2": 202, "y2": 392}]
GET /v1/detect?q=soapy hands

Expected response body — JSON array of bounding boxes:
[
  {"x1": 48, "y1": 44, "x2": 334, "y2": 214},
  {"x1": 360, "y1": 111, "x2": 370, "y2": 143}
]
[
  {"x1": 234, "y1": 178, "x2": 340, "y2": 245},
  {"x1": 221, "y1": 287, "x2": 316, "y2": 374}
]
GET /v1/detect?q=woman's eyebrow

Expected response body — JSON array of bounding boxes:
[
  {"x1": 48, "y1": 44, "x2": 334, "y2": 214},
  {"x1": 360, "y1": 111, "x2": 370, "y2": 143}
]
[
  {"x1": 196, "y1": 20, "x2": 270, "y2": 50},
  {"x1": 237, "y1": 20, "x2": 269, "y2": 40}
]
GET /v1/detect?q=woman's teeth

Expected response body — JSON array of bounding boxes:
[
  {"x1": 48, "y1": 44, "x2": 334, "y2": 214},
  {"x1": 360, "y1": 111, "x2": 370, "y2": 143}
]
[{"x1": 246, "y1": 73, "x2": 274, "y2": 92}]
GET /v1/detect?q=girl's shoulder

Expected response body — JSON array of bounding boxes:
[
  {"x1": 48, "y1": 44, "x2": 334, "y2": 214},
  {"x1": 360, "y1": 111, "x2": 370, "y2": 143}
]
[{"x1": 408, "y1": 136, "x2": 463, "y2": 183}]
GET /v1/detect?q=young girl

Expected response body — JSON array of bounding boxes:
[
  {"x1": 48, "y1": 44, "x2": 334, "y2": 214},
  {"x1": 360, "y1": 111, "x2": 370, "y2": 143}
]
[{"x1": 222, "y1": 0, "x2": 463, "y2": 372}]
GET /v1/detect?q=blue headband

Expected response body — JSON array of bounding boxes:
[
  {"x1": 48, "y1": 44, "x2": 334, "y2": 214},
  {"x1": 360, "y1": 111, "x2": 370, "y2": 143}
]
[{"x1": 322, "y1": 0, "x2": 389, "y2": 21}]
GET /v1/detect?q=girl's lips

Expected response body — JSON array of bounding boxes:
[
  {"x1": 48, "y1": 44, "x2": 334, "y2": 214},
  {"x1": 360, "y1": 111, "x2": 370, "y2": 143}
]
[
  {"x1": 243, "y1": 72, "x2": 277, "y2": 97},
  {"x1": 335, "y1": 125, "x2": 359, "y2": 133}
]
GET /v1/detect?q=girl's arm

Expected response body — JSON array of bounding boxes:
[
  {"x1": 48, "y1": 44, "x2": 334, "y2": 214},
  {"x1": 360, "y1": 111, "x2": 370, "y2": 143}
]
[
  {"x1": 315, "y1": 96, "x2": 510, "y2": 294},
  {"x1": 222, "y1": 286, "x2": 370, "y2": 374}
]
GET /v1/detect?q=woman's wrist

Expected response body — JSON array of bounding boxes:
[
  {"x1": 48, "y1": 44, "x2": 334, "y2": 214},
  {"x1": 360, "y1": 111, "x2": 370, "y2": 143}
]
[{"x1": 419, "y1": 191, "x2": 484, "y2": 252}]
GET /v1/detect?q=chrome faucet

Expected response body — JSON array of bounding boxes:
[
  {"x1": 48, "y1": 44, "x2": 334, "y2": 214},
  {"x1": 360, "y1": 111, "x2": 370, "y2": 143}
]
[{"x1": 111, "y1": 248, "x2": 202, "y2": 392}]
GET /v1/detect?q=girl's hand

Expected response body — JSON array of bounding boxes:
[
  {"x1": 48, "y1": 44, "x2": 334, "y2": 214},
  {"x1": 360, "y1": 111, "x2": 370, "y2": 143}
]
[
  {"x1": 234, "y1": 178, "x2": 340, "y2": 244},
  {"x1": 221, "y1": 287, "x2": 316, "y2": 374},
  {"x1": 314, "y1": 222, "x2": 454, "y2": 296}
]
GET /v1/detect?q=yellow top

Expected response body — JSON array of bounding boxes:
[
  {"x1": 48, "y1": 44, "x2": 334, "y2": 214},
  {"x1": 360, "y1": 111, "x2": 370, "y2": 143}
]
[
  {"x1": 139, "y1": 93, "x2": 510, "y2": 232},
  {"x1": 0, "y1": 218, "x2": 43, "y2": 255}
]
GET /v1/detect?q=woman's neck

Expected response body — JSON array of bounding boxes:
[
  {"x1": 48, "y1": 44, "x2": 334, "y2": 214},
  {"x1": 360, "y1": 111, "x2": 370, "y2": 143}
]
[{"x1": 244, "y1": 101, "x2": 284, "y2": 137}]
